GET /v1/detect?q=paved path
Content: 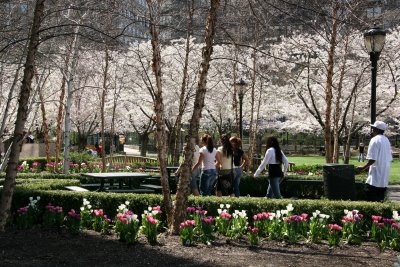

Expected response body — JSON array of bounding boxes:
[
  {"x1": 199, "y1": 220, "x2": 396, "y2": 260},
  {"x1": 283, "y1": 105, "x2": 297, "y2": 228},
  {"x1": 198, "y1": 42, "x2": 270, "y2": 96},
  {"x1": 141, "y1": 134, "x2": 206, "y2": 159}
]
[
  {"x1": 387, "y1": 185, "x2": 400, "y2": 202},
  {"x1": 123, "y1": 145, "x2": 140, "y2": 155}
]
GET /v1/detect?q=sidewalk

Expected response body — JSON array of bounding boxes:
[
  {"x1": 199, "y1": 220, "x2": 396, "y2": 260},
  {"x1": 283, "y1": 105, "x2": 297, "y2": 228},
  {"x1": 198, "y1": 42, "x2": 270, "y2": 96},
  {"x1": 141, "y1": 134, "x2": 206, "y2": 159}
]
[
  {"x1": 123, "y1": 145, "x2": 157, "y2": 158},
  {"x1": 387, "y1": 185, "x2": 400, "y2": 202},
  {"x1": 123, "y1": 145, "x2": 140, "y2": 155}
]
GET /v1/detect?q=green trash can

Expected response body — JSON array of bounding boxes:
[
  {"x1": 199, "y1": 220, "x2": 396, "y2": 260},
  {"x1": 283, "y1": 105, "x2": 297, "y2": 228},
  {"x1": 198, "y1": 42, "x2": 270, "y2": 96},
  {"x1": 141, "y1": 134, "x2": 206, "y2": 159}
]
[{"x1": 323, "y1": 164, "x2": 356, "y2": 200}]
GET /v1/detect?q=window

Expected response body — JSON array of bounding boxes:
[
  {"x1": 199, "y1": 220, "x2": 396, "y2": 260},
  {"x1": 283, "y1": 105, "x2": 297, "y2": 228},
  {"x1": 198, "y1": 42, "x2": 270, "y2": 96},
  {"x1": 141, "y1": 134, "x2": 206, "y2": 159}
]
[
  {"x1": 367, "y1": 7, "x2": 382, "y2": 18},
  {"x1": 20, "y1": 4, "x2": 28, "y2": 13}
]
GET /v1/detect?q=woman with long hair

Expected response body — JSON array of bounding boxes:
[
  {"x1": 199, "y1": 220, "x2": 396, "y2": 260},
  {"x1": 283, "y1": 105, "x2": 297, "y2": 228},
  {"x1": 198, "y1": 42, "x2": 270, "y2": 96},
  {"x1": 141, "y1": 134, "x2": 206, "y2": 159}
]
[
  {"x1": 215, "y1": 134, "x2": 235, "y2": 197},
  {"x1": 230, "y1": 136, "x2": 249, "y2": 197},
  {"x1": 192, "y1": 134, "x2": 218, "y2": 196},
  {"x1": 253, "y1": 136, "x2": 289, "y2": 198}
]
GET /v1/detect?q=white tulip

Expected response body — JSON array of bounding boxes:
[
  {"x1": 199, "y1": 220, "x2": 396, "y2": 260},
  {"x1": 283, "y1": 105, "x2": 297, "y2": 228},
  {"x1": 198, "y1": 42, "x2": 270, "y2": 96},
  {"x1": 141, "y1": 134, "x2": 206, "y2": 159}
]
[{"x1": 286, "y1": 203, "x2": 294, "y2": 212}]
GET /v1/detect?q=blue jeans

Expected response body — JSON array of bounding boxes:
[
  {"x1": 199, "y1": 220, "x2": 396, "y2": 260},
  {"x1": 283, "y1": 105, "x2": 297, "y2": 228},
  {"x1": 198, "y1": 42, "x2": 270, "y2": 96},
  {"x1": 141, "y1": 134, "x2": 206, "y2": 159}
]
[
  {"x1": 200, "y1": 169, "x2": 217, "y2": 196},
  {"x1": 190, "y1": 168, "x2": 201, "y2": 191},
  {"x1": 266, "y1": 177, "x2": 282, "y2": 199},
  {"x1": 358, "y1": 153, "x2": 365, "y2": 162},
  {"x1": 233, "y1": 168, "x2": 242, "y2": 197}
]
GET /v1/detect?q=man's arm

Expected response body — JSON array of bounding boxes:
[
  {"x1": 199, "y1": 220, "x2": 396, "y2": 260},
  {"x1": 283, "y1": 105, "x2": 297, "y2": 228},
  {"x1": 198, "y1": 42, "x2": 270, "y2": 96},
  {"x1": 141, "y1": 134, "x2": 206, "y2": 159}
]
[{"x1": 356, "y1": 159, "x2": 375, "y2": 173}]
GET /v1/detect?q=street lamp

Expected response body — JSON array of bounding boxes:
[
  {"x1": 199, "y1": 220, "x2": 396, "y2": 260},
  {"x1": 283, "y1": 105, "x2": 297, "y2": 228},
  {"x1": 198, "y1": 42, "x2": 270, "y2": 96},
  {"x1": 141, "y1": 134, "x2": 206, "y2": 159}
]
[
  {"x1": 364, "y1": 25, "x2": 386, "y2": 124},
  {"x1": 236, "y1": 78, "x2": 247, "y2": 139}
]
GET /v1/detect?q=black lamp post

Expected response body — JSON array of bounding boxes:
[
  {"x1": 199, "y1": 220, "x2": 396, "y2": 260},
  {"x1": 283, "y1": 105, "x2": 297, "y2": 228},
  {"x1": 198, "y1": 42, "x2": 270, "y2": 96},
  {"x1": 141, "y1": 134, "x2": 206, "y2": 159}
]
[
  {"x1": 364, "y1": 26, "x2": 386, "y2": 124},
  {"x1": 236, "y1": 78, "x2": 247, "y2": 139}
]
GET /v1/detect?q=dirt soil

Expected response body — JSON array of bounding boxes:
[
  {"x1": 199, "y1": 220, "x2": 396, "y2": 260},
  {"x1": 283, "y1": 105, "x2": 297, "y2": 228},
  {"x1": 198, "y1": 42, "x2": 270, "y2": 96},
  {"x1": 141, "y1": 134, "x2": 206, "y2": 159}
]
[{"x1": 0, "y1": 228, "x2": 398, "y2": 267}]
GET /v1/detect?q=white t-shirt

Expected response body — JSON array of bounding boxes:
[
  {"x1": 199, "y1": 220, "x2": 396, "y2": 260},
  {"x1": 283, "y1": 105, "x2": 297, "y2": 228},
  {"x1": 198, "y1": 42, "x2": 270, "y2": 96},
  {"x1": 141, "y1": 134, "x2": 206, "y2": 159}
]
[
  {"x1": 192, "y1": 145, "x2": 200, "y2": 168},
  {"x1": 254, "y1": 147, "x2": 289, "y2": 177},
  {"x1": 199, "y1": 146, "x2": 217, "y2": 170},
  {"x1": 366, "y1": 134, "x2": 392, "y2": 188},
  {"x1": 217, "y1": 146, "x2": 233, "y2": 170}
]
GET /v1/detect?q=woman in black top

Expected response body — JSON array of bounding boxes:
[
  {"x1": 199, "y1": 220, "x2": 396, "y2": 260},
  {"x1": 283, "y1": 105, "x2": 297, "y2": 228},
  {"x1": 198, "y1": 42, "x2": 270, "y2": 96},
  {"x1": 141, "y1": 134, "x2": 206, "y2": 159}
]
[
  {"x1": 253, "y1": 136, "x2": 289, "y2": 198},
  {"x1": 230, "y1": 136, "x2": 249, "y2": 197}
]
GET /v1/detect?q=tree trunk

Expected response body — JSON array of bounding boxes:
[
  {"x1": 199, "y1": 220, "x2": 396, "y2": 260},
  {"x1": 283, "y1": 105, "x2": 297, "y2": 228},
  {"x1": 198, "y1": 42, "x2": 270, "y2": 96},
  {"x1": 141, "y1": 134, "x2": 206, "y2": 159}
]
[
  {"x1": 343, "y1": 91, "x2": 358, "y2": 164},
  {"x1": 332, "y1": 36, "x2": 349, "y2": 163},
  {"x1": 172, "y1": 0, "x2": 220, "y2": 234},
  {"x1": 100, "y1": 48, "x2": 109, "y2": 172},
  {"x1": 172, "y1": 1, "x2": 194, "y2": 165},
  {"x1": 63, "y1": 26, "x2": 81, "y2": 174},
  {"x1": 140, "y1": 134, "x2": 149, "y2": 157},
  {"x1": 39, "y1": 86, "x2": 51, "y2": 163},
  {"x1": 324, "y1": 3, "x2": 338, "y2": 163},
  {"x1": 247, "y1": 44, "x2": 258, "y2": 170},
  {"x1": 55, "y1": 41, "x2": 73, "y2": 168},
  {"x1": 0, "y1": 50, "x2": 25, "y2": 139},
  {"x1": 146, "y1": 0, "x2": 173, "y2": 227},
  {"x1": 0, "y1": 0, "x2": 45, "y2": 231}
]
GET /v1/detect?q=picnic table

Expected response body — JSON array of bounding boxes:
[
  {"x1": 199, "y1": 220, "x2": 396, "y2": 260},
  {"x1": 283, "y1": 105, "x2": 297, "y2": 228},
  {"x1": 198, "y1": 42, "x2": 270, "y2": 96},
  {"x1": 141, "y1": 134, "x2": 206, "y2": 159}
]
[{"x1": 80, "y1": 172, "x2": 151, "y2": 191}]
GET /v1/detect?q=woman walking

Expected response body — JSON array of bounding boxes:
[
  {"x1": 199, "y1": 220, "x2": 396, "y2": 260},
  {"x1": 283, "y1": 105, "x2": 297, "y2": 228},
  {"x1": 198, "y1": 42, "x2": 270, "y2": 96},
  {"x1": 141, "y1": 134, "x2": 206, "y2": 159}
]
[
  {"x1": 230, "y1": 136, "x2": 249, "y2": 197},
  {"x1": 192, "y1": 134, "x2": 218, "y2": 196},
  {"x1": 254, "y1": 136, "x2": 289, "y2": 199},
  {"x1": 215, "y1": 134, "x2": 235, "y2": 197}
]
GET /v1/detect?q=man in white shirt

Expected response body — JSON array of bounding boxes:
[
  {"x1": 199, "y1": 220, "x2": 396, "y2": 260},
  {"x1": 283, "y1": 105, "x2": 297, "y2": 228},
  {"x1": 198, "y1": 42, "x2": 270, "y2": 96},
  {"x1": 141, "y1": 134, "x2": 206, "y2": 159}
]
[{"x1": 357, "y1": 121, "x2": 392, "y2": 201}]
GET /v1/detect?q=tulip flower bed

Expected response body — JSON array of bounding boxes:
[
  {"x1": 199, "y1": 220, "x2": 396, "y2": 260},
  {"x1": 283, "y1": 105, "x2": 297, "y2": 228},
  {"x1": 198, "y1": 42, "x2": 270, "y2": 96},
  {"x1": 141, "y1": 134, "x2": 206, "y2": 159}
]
[{"x1": 12, "y1": 196, "x2": 400, "y2": 253}]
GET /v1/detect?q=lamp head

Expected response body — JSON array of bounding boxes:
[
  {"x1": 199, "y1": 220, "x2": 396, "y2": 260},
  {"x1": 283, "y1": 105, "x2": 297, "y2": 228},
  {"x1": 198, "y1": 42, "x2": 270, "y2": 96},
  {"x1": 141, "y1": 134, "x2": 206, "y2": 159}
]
[{"x1": 364, "y1": 26, "x2": 386, "y2": 53}]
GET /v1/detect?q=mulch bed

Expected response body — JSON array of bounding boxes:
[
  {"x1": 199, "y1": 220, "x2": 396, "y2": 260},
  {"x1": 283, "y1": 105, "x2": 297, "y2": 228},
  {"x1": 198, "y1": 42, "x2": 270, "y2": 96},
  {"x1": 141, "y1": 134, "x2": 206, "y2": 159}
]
[{"x1": 0, "y1": 228, "x2": 398, "y2": 267}]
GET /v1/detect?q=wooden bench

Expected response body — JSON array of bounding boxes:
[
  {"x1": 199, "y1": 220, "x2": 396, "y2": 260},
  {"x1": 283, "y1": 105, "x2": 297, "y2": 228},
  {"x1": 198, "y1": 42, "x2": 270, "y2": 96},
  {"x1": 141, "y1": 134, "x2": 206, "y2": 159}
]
[{"x1": 65, "y1": 186, "x2": 89, "y2": 192}]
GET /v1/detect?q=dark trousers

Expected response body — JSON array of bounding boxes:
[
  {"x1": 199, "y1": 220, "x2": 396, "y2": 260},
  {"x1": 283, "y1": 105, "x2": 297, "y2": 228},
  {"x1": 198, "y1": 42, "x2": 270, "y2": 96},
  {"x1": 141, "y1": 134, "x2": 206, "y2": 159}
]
[{"x1": 365, "y1": 184, "x2": 387, "y2": 202}]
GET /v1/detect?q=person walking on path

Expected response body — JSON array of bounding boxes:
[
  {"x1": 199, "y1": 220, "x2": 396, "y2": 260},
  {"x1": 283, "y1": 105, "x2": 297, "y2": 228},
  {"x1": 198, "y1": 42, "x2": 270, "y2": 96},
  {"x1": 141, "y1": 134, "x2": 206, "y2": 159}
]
[
  {"x1": 253, "y1": 136, "x2": 289, "y2": 199},
  {"x1": 356, "y1": 121, "x2": 392, "y2": 202},
  {"x1": 215, "y1": 134, "x2": 235, "y2": 197},
  {"x1": 358, "y1": 142, "x2": 365, "y2": 162},
  {"x1": 192, "y1": 134, "x2": 218, "y2": 196},
  {"x1": 230, "y1": 136, "x2": 249, "y2": 197},
  {"x1": 176, "y1": 135, "x2": 201, "y2": 196}
]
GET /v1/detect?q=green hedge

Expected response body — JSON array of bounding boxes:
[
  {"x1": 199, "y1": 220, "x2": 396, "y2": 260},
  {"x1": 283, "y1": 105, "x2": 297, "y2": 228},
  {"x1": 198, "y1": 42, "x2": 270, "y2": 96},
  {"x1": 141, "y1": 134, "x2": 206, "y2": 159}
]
[
  {"x1": 292, "y1": 164, "x2": 323, "y2": 174},
  {"x1": 239, "y1": 174, "x2": 366, "y2": 200},
  {"x1": 4, "y1": 178, "x2": 400, "y2": 229},
  {"x1": 0, "y1": 173, "x2": 81, "y2": 180}
]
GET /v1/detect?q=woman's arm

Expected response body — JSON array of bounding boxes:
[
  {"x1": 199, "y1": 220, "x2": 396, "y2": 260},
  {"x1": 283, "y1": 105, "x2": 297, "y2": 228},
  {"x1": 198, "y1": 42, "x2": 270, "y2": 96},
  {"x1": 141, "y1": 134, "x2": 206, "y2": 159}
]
[
  {"x1": 254, "y1": 149, "x2": 272, "y2": 177},
  {"x1": 215, "y1": 150, "x2": 222, "y2": 170},
  {"x1": 192, "y1": 153, "x2": 204, "y2": 172},
  {"x1": 281, "y1": 151, "x2": 289, "y2": 176},
  {"x1": 240, "y1": 152, "x2": 249, "y2": 169}
]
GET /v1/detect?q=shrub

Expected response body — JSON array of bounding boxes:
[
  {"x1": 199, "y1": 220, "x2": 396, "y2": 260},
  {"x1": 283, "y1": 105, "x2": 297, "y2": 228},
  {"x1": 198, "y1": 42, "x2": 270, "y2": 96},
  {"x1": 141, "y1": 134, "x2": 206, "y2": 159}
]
[
  {"x1": 69, "y1": 151, "x2": 98, "y2": 166},
  {"x1": 292, "y1": 164, "x2": 323, "y2": 175}
]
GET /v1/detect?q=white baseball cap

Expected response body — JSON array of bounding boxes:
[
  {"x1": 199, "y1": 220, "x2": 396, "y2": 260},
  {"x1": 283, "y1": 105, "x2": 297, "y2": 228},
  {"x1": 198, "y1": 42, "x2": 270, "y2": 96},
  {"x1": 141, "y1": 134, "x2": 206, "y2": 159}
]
[{"x1": 370, "y1": 121, "x2": 388, "y2": 131}]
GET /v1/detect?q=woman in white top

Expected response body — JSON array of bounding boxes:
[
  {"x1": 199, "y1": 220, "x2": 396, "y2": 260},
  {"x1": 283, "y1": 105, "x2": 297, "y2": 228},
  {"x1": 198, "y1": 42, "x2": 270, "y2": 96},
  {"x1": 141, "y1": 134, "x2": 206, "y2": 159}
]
[
  {"x1": 215, "y1": 134, "x2": 235, "y2": 197},
  {"x1": 192, "y1": 134, "x2": 218, "y2": 196},
  {"x1": 254, "y1": 136, "x2": 289, "y2": 199}
]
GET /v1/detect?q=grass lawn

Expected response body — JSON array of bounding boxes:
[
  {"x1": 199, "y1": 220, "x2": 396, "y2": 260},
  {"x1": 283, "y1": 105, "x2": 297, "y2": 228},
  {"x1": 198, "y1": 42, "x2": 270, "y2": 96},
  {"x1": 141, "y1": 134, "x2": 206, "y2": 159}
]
[{"x1": 288, "y1": 155, "x2": 400, "y2": 184}]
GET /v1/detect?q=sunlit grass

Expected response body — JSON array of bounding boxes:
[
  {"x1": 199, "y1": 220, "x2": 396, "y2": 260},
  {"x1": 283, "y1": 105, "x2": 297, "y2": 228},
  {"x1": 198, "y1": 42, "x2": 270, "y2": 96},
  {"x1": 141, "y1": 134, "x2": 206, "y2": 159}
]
[{"x1": 288, "y1": 155, "x2": 400, "y2": 185}]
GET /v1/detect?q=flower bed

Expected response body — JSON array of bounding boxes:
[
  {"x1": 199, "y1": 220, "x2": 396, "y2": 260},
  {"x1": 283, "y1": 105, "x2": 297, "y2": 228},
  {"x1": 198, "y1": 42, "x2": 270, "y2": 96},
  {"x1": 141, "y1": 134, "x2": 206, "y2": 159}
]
[{"x1": 12, "y1": 197, "x2": 400, "y2": 252}]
